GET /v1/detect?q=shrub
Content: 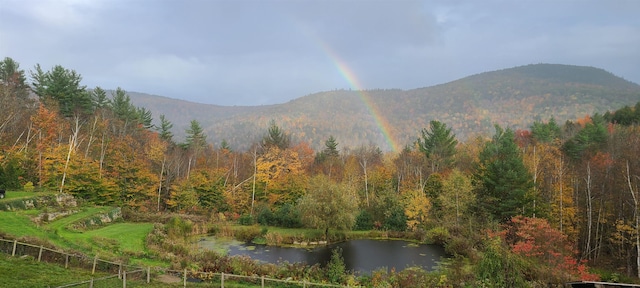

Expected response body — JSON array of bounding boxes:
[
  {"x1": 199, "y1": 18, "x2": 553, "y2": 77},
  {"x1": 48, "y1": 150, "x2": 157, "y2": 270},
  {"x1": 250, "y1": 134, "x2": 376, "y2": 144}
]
[
  {"x1": 354, "y1": 210, "x2": 374, "y2": 230},
  {"x1": 235, "y1": 226, "x2": 262, "y2": 242},
  {"x1": 426, "y1": 227, "x2": 450, "y2": 245},
  {"x1": 166, "y1": 216, "x2": 193, "y2": 241},
  {"x1": 256, "y1": 206, "x2": 275, "y2": 226},
  {"x1": 274, "y1": 203, "x2": 302, "y2": 228},
  {"x1": 238, "y1": 214, "x2": 254, "y2": 225},
  {"x1": 326, "y1": 247, "x2": 346, "y2": 284},
  {"x1": 23, "y1": 182, "x2": 34, "y2": 192},
  {"x1": 383, "y1": 206, "x2": 407, "y2": 231}
]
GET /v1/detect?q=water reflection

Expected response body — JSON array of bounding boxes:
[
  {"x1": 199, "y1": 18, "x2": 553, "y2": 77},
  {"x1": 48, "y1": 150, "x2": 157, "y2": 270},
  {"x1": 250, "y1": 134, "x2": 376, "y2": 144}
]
[{"x1": 198, "y1": 238, "x2": 446, "y2": 274}]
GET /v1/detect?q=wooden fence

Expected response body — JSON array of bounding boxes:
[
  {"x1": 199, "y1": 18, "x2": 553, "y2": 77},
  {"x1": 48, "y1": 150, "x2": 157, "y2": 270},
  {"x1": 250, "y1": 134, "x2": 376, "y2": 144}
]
[{"x1": 0, "y1": 238, "x2": 357, "y2": 287}]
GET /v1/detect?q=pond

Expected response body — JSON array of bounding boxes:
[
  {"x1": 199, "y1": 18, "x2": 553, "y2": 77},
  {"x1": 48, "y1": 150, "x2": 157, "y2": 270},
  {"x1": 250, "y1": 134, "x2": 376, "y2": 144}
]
[{"x1": 197, "y1": 237, "x2": 446, "y2": 274}]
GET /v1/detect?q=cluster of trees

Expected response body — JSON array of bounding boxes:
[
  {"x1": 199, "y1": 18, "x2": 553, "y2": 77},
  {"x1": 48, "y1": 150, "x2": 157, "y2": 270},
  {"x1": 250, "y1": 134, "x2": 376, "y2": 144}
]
[{"x1": 2, "y1": 57, "x2": 640, "y2": 284}]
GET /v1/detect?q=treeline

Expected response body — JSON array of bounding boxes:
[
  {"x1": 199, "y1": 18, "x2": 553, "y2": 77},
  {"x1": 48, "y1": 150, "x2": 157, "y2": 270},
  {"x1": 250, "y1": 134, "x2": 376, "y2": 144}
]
[{"x1": 2, "y1": 57, "x2": 640, "y2": 285}]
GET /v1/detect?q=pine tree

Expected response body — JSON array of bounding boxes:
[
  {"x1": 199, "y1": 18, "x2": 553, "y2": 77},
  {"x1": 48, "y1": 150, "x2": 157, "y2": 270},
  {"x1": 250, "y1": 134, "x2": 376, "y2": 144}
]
[
  {"x1": 475, "y1": 125, "x2": 533, "y2": 222},
  {"x1": 417, "y1": 120, "x2": 458, "y2": 173}
]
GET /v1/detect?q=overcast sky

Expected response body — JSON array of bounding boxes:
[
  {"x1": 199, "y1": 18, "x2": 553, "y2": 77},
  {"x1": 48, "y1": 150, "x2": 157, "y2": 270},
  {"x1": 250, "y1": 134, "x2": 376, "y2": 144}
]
[{"x1": 1, "y1": 0, "x2": 639, "y2": 106}]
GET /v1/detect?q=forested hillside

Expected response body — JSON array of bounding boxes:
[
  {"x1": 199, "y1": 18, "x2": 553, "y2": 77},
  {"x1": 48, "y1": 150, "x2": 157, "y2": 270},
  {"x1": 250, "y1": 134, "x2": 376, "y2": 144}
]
[
  {"x1": 3, "y1": 56, "x2": 640, "y2": 286},
  {"x1": 127, "y1": 63, "x2": 640, "y2": 151}
]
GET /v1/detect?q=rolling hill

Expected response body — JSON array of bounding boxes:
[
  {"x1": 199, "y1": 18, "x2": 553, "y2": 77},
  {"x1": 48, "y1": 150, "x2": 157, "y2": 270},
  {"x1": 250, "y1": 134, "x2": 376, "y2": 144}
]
[{"x1": 126, "y1": 64, "x2": 640, "y2": 151}]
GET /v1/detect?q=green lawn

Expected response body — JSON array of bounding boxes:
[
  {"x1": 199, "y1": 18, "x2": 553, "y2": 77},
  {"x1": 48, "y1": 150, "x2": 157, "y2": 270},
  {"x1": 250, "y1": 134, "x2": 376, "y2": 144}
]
[
  {"x1": 0, "y1": 190, "x2": 39, "y2": 200},
  {"x1": 0, "y1": 206, "x2": 154, "y2": 259}
]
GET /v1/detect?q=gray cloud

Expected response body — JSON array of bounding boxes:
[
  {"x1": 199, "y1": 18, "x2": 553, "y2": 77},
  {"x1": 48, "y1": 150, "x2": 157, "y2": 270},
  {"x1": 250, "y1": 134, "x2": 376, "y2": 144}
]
[{"x1": 1, "y1": 0, "x2": 639, "y2": 105}]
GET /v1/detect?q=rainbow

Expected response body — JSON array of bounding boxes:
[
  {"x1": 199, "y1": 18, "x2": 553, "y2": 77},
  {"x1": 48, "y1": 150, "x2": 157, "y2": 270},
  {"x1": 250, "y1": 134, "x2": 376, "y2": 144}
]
[{"x1": 315, "y1": 42, "x2": 400, "y2": 153}]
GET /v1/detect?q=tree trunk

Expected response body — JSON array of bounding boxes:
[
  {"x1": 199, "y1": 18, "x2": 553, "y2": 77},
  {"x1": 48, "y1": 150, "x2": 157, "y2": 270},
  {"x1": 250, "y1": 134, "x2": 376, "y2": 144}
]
[
  {"x1": 585, "y1": 162, "x2": 593, "y2": 260},
  {"x1": 625, "y1": 160, "x2": 640, "y2": 279}
]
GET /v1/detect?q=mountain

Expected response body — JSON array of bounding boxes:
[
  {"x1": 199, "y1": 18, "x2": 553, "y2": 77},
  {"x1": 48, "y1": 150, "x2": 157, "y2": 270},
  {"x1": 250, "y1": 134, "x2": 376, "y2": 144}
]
[{"x1": 126, "y1": 64, "x2": 640, "y2": 151}]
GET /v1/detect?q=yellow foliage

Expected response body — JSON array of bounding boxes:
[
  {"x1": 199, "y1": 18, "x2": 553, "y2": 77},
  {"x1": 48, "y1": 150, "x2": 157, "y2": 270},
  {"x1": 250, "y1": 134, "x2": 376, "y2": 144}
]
[{"x1": 404, "y1": 190, "x2": 431, "y2": 231}]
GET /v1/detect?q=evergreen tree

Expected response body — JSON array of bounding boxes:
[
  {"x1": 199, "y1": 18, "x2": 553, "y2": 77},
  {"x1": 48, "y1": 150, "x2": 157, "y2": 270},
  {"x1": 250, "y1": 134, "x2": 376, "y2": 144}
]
[
  {"x1": 531, "y1": 118, "x2": 561, "y2": 143},
  {"x1": 91, "y1": 86, "x2": 110, "y2": 108},
  {"x1": 261, "y1": 120, "x2": 290, "y2": 150},
  {"x1": 417, "y1": 120, "x2": 458, "y2": 173},
  {"x1": 323, "y1": 135, "x2": 340, "y2": 158},
  {"x1": 562, "y1": 114, "x2": 607, "y2": 160},
  {"x1": 31, "y1": 64, "x2": 93, "y2": 117},
  {"x1": 475, "y1": 125, "x2": 533, "y2": 222},
  {"x1": 157, "y1": 114, "x2": 174, "y2": 143},
  {"x1": 185, "y1": 120, "x2": 207, "y2": 150}
]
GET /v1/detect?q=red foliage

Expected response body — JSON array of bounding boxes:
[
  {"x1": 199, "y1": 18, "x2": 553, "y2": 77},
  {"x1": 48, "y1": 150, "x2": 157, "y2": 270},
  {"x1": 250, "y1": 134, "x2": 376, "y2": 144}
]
[{"x1": 500, "y1": 216, "x2": 599, "y2": 281}]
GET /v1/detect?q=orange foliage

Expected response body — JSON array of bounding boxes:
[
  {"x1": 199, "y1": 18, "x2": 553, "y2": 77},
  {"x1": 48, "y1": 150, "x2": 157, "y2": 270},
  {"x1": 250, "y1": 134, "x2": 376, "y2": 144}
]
[{"x1": 500, "y1": 216, "x2": 599, "y2": 282}]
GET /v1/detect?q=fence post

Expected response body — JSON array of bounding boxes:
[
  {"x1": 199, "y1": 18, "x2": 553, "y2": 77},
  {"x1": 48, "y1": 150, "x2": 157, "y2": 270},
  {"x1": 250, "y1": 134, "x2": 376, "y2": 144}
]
[
  {"x1": 147, "y1": 267, "x2": 150, "y2": 283},
  {"x1": 261, "y1": 275, "x2": 264, "y2": 288},
  {"x1": 89, "y1": 278, "x2": 94, "y2": 288},
  {"x1": 221, "y1": 272, "x2": 224, "y2": 288},
  {"x1": 11, "y1": 240, "x2": 17, "y2": 256},
  {"x1": 37, "y1": 245, "x2": 43, "y2": 262},
  {"x1": 92, "y1": 255, "x2": 98, "y2": 274},
  {"x1": 183, "y1": 269, "x2": 187, "y2": 288},
  {"x1": 119, "y1": 262, "x2": 122, "y2": 279},
  {"x1": 123, "y1": 270, "x2": 127, "y2": 288},
  {"x1": 65, "y1": 254, "x2": 69, "y2": 268}
]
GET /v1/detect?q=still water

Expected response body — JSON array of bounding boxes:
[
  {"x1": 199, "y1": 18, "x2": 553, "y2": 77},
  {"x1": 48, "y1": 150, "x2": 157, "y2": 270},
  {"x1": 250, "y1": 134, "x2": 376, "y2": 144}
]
[{"x1": 198, "y1": 237, "x2": 446, "y2": 274}]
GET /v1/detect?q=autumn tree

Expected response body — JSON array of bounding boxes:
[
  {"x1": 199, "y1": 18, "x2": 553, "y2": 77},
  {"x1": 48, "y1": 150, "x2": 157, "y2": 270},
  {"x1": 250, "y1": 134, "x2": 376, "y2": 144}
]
[
  {"x1": 403, "y1": 189, "x2": 431, "y2": 231},
  {"x1": 297, "y1": 175, "x2": 359, "y2": 240},
  {"x1": 440, "y1": 169, "x2": 474, "y2": 226},
  {"x1": 501, "y1": 216, "x2": 599, "y2": 283}
]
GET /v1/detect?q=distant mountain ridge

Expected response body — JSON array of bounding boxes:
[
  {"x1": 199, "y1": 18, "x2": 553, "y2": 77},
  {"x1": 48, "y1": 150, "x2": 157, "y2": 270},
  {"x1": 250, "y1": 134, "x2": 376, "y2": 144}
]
[{"x1": 126, "y1": 64, "x2": 640, "y2": 151}]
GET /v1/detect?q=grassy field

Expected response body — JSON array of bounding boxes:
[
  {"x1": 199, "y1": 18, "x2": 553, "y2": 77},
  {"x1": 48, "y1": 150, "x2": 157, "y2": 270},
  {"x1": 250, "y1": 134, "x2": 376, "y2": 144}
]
[
  {"x1": 1, "y1": 190, "x2": 39, "y2": 200},
  {"x1": 0, "y1": 253, "x2": 300, "y2": 288},
  {"x1": 0, "y1": 204, "x2": 153, "y2": 260}
]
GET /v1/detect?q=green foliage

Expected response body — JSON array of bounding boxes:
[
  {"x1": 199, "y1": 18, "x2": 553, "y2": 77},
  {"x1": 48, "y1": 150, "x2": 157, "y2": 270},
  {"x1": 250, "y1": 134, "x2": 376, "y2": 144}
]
[
  {"x1": 353, "y1": 209, "x2": 374, "y2": 230},
  {"x1": 166, "y1": 216, "x2": 193, "y2": 241},
  {"x1": 185, "y1": 119, "x2": 207, "y2": 150},
  {"x1": 424, "y1": 173, "x2": 444, "y2": 217},
  {"x1": 297, "y1": 175, "x2": 359, "y2": 234},
  {"x1": 384, "y1": 205, "x2": 408, "y2": 231},
  {"x1": 426, "y1": 226, "x2": 450, "y2": 245},
  {"x1": 273, "y1": 203, "x2": 302, "y2": 228},
  {"x1": 0, "y1": 157, "x2": 24, "y2": 189},
  {"x1": 31, "y1": 64, "x2": 93, "y2": 117},
  {"x1": 417, "y1": 120, "x2": 458, "y2": 173},
  {"x1": 254, "y1": 204, "x2": 302, "y2": 228},
  {"x1": 157, "y1": 114, "x2": 174, "y2": 142},
  {"x1": 261, "y1": 120, "x2": 290, "y2": 150},
  {"x1": 238, "y1": 214, "x2": 254, "y2": 225},
  {"x1": 476, "y1": 237, "x2": 527, "y2": 287},
  {"x1": 326, "y1": 247, "x2": 346, "y2": 284},
  {"x1": 531, "y1": 118, "x2": 561, "y2": 143},
  {"x1": 23, "y1": 181, "x2": 34, "y2": 192},
  {"x1": 563, "y1": 114, "x2": 608, "y2": 160},
  {"x1": 475, "y1": 125, "x2": 533, "y2": 222}
]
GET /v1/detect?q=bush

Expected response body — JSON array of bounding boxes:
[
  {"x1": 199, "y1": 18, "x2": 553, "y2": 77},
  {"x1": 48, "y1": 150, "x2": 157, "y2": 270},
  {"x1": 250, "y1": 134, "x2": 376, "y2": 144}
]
[
  {"x1": 256, "y1": 206, "x2": 275, "y2": 226},
  {"x1": 235, "y1": 226, "x2": 262, "y2": 242},
  {"x1": 426, "y1": 227, "x2": 450, "y2": 245},
  {"x1": 274, "y1": 203, "x2": 302, "y2": 228},
  {"x1": 238, "y1": 214, "x2": 254, "y2": 225},
  {"x1": 326, "y1": 247, "x2": 346, "y2": 284},
  {"x1": 166, "y1": 216, "x2": 193, "y2": 241},
  {"x1": 354, "y1": 210, "x2": 374, "y2": 230},
  {"x1": 23, "y1": 182, "x2": 35, "y2": 192},
  {"x1": 383, "y1": 206, "x2": 407, "y2": 231}
]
